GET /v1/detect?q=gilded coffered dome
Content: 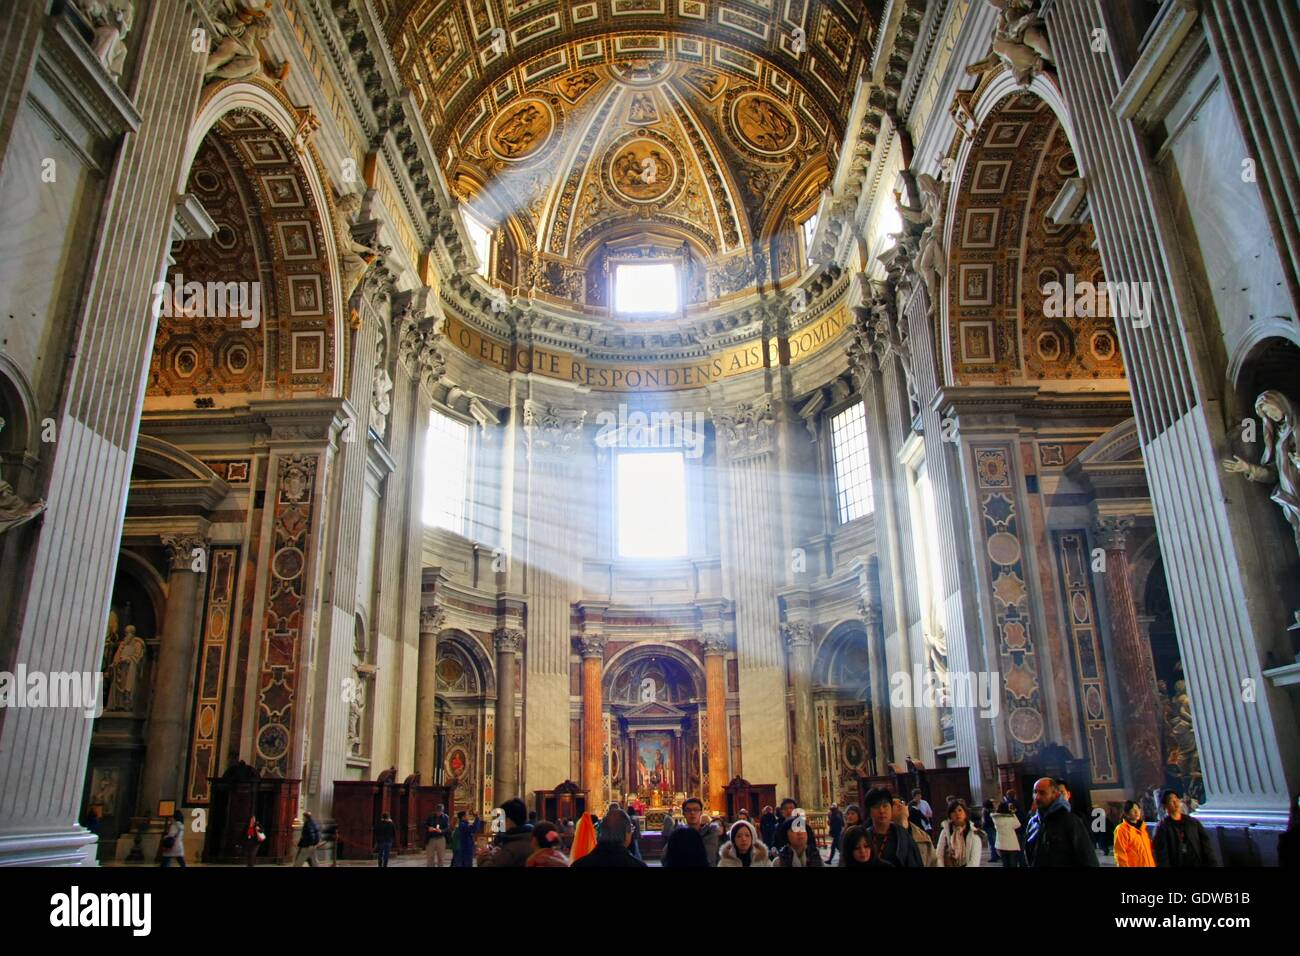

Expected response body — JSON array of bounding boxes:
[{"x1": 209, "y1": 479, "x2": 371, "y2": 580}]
[{"x1": 380, "y1": 1, "x2": 883, "y2": 317}]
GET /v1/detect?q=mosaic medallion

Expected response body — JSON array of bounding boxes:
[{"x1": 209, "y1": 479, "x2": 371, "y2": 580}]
[
  {"x1": 730, "y1": 92, "x2": 798, "y2": 155},
  {"x1": 487, "y1": 98, "x2": 555, "y2": 161},
  {"x1": 606, "y1": 131, "x2": 681, "y2": 205}
]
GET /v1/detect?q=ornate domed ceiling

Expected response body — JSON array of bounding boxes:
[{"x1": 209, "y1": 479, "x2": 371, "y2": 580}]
[{"x1": 381, "y1": 1, "x2": 884, "y2": 314}]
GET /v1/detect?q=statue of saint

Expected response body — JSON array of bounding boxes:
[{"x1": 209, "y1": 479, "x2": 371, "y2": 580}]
[
  {"x1": 106, "y1": 625, "x2": 146, "y2": 713},
  {"x1": 1223, "y1": 390, "x2": 1300, "y2": 561},
  {"x1": 0, "y1": 417, "x2": 45, "y2": 535},
  {"x1": 966, "y1": 0, "x2": 1054, "y2": 86}
]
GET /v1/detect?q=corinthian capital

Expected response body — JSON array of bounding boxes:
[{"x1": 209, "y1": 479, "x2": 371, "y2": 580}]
[
  {"x1": 493, "y1": 627, "x2": 524, "y2": 655},
  {"x1": 420, "y1": 604, "x2": 447, "y2": 632},
  {"x1": 577, "y1": 634, "x2": 607, "y2": 659},
  {"x1": 161, "y1": 533, "x2": 208, "y2": 572},
  {"x1": 523, "y1": 400, "x2": 587, "y2": 454},
  {"x1": 710, "y1": 398, "x2": 775, "y2": 459},
  {"x1": 701, "y1": 635, "x2": 730, "y2": 656},
  {"x1": 857, "y1": 597, "x2": 881, "y2": 629},
  {"x1": 1095, "y1": 514, "x2": 1135, "y2": 552},
  {"x1": 781, "y1": 621, "x2": 814, "y2": 650}
]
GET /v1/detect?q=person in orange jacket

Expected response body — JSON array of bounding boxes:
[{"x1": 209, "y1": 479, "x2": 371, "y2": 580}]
[{"x1": 1113, "y1": 800, "x2": 1155, "y2": 867}]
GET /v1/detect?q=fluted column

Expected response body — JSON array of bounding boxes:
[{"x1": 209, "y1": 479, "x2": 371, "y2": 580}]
[
  {"x1": 493, "y1": 628, "x2": 523, "y2": 802},
  {"x1": 1096, "y1": 516, "x2": 1164, "y2": 793},
  {"x1": 782, "y1": 622, "x2": 819, "y2": 806},
  {"x1": 578, "y1": 635, "x2": 606, "y2": 806},
  {"x1": 702, "y1": 636, "x2": 730, "y2": 812},
  {"x1": 414, "y1": 605, "x2": 445, "y2": 783},
  {"x1": 859, "y1": 600, "x2": 891, "y2": 775},
  {"x1": 137, "y1": 533, "x2": 208, "y2": 817}
]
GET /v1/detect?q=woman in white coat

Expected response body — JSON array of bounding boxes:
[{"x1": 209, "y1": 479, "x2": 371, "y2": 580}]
[
  {"x1": 717, "y1": 819, "x2": 772, "y2": 867},
  {"x1": 936, "y1": 799, "x2": 982, "y2": 867}
]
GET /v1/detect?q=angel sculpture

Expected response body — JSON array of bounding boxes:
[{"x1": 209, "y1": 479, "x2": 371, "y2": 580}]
[
  {"x1": 203, "y1": 0, "x2": 288, "y2": 85},
  {"x1": 1223, "y1": 390, "x2": 1300, "y2": 561},
  {"x1": 333, "y1": 192, "x2": 382, "y2": 309},
  {"x1": 894, "y1": 173, "x2": 947, "y2": 309},
  {"x1": 966, "y1": 0, "x2": 1054, "y2": 86}
]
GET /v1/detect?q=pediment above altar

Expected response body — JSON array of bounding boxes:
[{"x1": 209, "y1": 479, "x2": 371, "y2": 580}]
[{"x1": 621, "y1": 701, "x2": 689, "y2": 722}]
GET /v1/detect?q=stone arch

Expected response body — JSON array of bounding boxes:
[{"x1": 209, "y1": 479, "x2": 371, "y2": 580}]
[
  {"x1": 813, "y1": 618, "x2": 872, "y2": 695},
  {"x1": 436, "y1": 628, "x2": 496, "y2": 698},
  {"x1": 939, "y1": 73, "x2": 1122, "y2": 390},
  {"x1": 148, "y1": 80, "x2": 345, "y2": 403},
  {"x1": 602, "y1": 641, "x2": 706, "y2": 703}
]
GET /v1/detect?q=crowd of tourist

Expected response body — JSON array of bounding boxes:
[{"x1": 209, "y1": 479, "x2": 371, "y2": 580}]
[{"x1": 331, "y1": 776, "x2": 1297, "y2": 868}]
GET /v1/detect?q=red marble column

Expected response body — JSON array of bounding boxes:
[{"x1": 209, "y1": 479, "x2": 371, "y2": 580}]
[{"x1": 1097, "y1": 515, "x2": 1165, "y2": 792}]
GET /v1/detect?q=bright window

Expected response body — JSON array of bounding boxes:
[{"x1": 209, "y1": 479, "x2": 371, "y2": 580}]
[
  {"x1": 831, "y1": 403, "x2": 873, "y2": 522},
  {"x1": 424, "y1": 409, "x2": 470, "y2": 533},
  {"x1": 802, "y1": 214, "x2": 819, "y2": 264},
  {"x1": 614, "y1": 262, "x2": 678, "y2": 315},
  {"x1": 617, "y1": 451, "x2": 686, "y2": 558},
  {"x1": 463, "y1": 210, "x2": 492, "y2": 277}
]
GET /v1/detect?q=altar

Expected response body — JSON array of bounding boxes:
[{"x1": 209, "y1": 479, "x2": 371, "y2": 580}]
[{"x1": 615, "y1": 700, "x2": 692, "y2": 811}]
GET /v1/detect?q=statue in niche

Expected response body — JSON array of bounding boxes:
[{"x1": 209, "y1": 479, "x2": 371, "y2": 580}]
[
  {"x1": 106, "y1": 625, "x2": 146, "y2": 713},
  {"x1": 204, "y1": 1, "x2": 287, "y2": 85},
  {"x1": 0, "y1": 418, "x2": 45, "y2": 535},
  {"x1": 74, "y1": 0, "x2": 134, "y2": 81},
  {"x1": 101, "y1": 610, "x2": 121, "y2": 695},
  {"x1": 1223, "y1": 390, "x2": 1300, "y2": 562},
  {"x1": 965, "y1": 0, "x2": 1054, "y2": 87}
]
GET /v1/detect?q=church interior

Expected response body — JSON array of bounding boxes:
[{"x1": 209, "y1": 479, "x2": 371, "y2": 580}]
[{"x1": 0, "y1": 0, "x2": 1298, "y2": 868}]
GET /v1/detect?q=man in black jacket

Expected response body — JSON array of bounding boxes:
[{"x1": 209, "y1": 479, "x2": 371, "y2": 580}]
[
  {"x1": 1153, "y1": 790, "x2": 1219, "y2": 867},
  {"x1": 1025, "y1": 777, "x2": 1098, "y2": 867},
  {"x1": 571, "y1": 808, "x2": 647, "y2": 867},
  {"x1": 292, "y1": 810, "x2": 321, "y2": 867},
  {"x1": 478, "y1": 798, "x2": 533, "y2": 867},
  {"x1": 861, "y1": 788, "x2": 924, "y2": 867}
]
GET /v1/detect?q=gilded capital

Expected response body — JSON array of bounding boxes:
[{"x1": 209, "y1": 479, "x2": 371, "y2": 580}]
[{"x1": 578, "y1": 634, "x2": 607, "y2": 659}]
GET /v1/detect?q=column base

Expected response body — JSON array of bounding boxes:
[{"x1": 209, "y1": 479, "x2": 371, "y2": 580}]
[
  {"x1": 0, "y1": 826, "x2": 100, "y2": 866},
  {"x1": 1192, "y1": 807, "x2": 1289, "y2": 866}
]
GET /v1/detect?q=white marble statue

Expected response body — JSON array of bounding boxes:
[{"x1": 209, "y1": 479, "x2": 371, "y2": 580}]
[
  {"x1": 895, "y1": 173, "x2": 947, "y2": 309},
  {"x1": 1223, "y1": 390, "x2": 1300, "y2": 561},
  {"x1": 0, "y1": 417, "x2": 45, "y2": 535},
  {"x1": 106, "y1": 625, "x2": 145, "y2": 713},
  {"x1": 204, "y1": 0, "x2": 279, "y2": 84},
  {"x1": 76, "y1": 0, "x2": 134, "y2": 81},
  {"x1": 966, "y1": 0, "x2": 1054, "y2": 86},
  {"x1": 333, "y1": 192, "x2": 381, "y2": 306}
]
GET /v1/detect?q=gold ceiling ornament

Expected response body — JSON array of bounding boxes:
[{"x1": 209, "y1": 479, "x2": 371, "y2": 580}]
[
  {"x1": 729, "y1": 91, "x2": 799, "y2": 157},
  {"x1": 487, "y1": 97, "x2": 557, "y2": 162}
]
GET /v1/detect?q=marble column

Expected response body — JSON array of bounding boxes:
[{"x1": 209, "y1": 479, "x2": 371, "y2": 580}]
[
  {"x1": 136, "y1": 533, "x2": 207, "y2": 817},
  {"x1": 414, "y1": 605, "x2": 445, "y2": 783},
  {"x1": 578, "y1": 635, "x2": 606, "y2": 806},
  {"x1": 0, "y1": 0, "x2": 208, "y2": 866},
  {"x1": 493, "y1": 627, "x2": 523, "y2": 802},
  {"x1": 859, "y1": 599, "x2": 891, "y2": 775},
  {"x1": 782, "y1": 622, "x2": 819, "y2": 807},
  {"x1": 702, "y1": 637, "x2": 730, "y2": 812},
  {"x1": 1096, "y1": 515, "x2": 1164, "y2": 793}
]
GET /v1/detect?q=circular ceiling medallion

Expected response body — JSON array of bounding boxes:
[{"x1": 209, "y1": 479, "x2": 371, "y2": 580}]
[
  {"x1": 225, "y1": 341, "x2": 252, "y2": 374},
  {"x1": 174, "y1": 346, "x2": 199, "y2": 379},
  {"x1": 487, "y1": 99, "x2": 556, "y2": 162},
  {"x1": 606, "y1": 132, "x2": 680, "y2": 205},
  {"x1": 730, "y1": 92, "x2": 798, "y2": 155}
]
